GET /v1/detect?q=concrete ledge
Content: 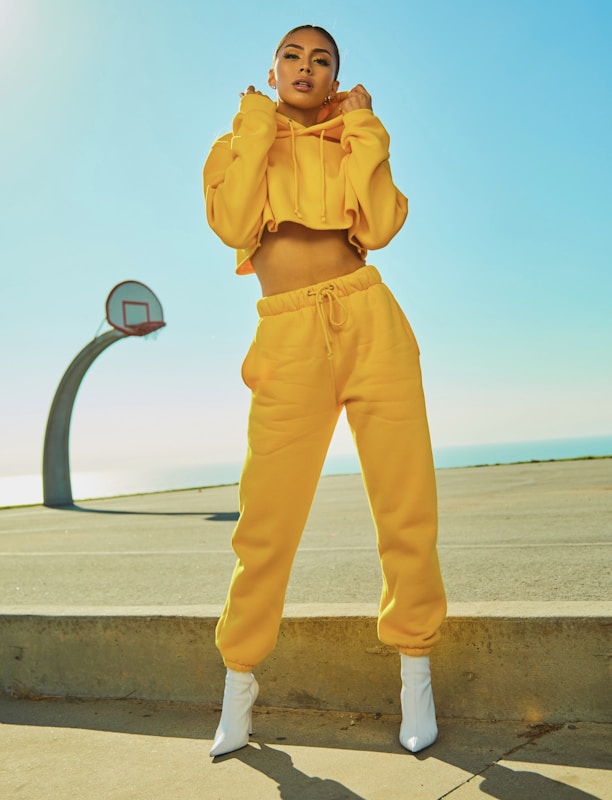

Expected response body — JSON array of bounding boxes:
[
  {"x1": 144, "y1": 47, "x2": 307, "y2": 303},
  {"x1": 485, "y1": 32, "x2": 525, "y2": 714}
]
[{"x1": 1, "y1": 602, "x2": 610, "y2": 724}]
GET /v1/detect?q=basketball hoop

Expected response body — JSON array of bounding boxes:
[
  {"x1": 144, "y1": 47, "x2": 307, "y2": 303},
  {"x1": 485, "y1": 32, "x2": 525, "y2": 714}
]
[{"x1": 105, "y1": 281, "x2": 166, "y2": 337}]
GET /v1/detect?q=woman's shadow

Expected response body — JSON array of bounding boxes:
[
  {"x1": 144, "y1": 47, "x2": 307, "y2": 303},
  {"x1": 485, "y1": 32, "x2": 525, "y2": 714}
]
[
  {"x1": 215, "y1": 725, "x2": 604, "y2": 800},
  {"x1": 223, "y1": 742, "x2": 367, "y2": 800}
]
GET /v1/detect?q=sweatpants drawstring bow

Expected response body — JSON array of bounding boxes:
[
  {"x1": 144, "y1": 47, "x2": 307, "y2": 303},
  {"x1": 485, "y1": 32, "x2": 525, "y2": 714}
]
[{"x1": 307, "y1": 284, "x2": 348, "y2": 357}]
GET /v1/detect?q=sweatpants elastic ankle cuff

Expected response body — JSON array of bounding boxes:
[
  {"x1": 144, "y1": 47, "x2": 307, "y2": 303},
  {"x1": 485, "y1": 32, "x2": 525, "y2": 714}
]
[
  {"x1": 397, "y1": 646, "x2": 434, "y2": 657},
  {"x1": 223, "y1": 660, "x2": 256, "y2": 673}
]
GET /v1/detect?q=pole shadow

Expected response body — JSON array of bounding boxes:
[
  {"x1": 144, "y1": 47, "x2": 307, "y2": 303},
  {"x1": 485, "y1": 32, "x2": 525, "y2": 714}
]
[{"x1": 58, "y1": 505, "x2": 239, "y2": 521}]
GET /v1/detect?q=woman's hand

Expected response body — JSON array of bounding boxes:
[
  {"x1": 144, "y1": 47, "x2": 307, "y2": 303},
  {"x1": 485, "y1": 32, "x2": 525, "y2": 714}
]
[
  {"x1": 341, "y1": 84, "x2": 372, "y2": 113},
  {"x1": 240, "y1": 85, "x2": 264, "y2": 97}
]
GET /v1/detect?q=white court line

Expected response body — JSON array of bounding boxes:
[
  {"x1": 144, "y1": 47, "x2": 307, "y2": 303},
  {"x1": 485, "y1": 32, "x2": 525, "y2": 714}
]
[{"x1": 0, "y1": 542, "x2": 611, "y2": 557}]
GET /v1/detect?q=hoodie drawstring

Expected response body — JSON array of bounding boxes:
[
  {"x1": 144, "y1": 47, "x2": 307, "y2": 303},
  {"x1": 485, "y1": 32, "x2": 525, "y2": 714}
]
[
  {"x1": 289, "y1": 122, "x2": 302, "y2": 219},
  {"x1": 319, "y1": 130, "x2": 327, "y2": 223},
  {"x1": 288, "y1": 122, "x2": 327, "y2": 223},
  {"x1": 307, "y1": 284, "x2": 348, "y2": 358}
]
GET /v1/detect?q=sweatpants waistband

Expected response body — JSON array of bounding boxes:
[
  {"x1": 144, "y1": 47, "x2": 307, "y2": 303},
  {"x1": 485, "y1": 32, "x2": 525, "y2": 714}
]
[{"x1": 256, "y1": 265, "x2": 382, "y2": 317}]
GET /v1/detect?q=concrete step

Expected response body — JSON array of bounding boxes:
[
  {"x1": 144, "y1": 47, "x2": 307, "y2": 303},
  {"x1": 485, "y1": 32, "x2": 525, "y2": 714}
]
[{"x1": 2, "y1": 602, "x2": 610, "y2": 724}]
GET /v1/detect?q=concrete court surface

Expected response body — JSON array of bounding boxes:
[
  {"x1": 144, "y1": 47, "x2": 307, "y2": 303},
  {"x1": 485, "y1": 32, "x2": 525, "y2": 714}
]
[
  {"x1": 1, "y1": 458, "x2": 611, "y2": 799},
  {"x1": 1, "y1": 696, "x2": 610, "y2": 800},
  {"x1": 0, "y1": 458, "x2": 611, "y2": 607}
]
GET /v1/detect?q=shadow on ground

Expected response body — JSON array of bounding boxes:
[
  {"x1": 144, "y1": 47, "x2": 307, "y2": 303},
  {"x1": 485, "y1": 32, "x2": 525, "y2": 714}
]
[{"x1": 1, "y1": 696, "x2": 606, "y2": 800}]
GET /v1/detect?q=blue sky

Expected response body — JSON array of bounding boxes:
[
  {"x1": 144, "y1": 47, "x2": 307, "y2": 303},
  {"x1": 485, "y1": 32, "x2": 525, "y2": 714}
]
[{"x1": 1, "y1": 0, "x2": 611, "y2": 492}]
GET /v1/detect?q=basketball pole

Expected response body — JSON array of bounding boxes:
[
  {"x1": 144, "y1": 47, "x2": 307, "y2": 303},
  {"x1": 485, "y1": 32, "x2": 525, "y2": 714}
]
[{"x1": 42, "y1": 329, "x2": 127, "y2": 508}]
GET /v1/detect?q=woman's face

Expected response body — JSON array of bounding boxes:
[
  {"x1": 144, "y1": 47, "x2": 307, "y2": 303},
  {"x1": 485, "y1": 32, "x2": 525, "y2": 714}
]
[{"x1": 269, "y1": 28, "x2": 339, "y2": 122}]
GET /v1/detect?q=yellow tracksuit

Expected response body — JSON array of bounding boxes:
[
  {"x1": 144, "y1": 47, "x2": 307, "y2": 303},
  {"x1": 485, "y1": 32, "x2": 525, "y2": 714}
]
[{"x1": 203, "y1": 92, "x2": 446, "y2": 671}]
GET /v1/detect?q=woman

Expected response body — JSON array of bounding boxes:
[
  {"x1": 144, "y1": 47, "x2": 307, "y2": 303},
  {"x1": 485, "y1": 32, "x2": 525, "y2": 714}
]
[{"x1": 203, "y1": 24, "x2": 446, "y2": 757}]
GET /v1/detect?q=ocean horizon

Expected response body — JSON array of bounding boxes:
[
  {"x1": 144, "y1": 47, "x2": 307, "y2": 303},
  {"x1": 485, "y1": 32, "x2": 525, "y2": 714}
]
[{"x1": 1, "y1": 434, "x2": 611, "y2": 509}]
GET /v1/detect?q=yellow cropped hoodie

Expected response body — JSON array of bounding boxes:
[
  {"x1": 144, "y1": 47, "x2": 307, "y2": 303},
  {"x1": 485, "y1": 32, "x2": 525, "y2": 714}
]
[{"x1": 203, "y1": 92, "x2": 408, "y2": 275}]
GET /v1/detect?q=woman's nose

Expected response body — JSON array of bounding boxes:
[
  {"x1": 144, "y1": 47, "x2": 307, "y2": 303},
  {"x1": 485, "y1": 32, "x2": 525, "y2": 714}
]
[{"x1": 299, "y1": 63, "x2": 311, "y2": 74}]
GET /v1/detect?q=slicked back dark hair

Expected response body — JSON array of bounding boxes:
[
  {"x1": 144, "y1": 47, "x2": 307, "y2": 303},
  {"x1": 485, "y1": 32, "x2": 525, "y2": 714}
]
[{"x1": 273, "y1": 25, "x2": 340, "y2": 80}]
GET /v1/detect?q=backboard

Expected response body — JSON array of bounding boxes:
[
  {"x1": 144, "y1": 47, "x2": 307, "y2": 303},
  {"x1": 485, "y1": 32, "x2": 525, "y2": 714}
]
[{"x1": 105, "y1": 281, "x2": 165, "y2": 336}]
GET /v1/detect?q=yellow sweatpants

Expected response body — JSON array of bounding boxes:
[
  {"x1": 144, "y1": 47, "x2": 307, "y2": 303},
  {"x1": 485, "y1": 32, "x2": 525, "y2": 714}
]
[{"x1": 216, "y1": 265, "x2": 447, "y2": 671}]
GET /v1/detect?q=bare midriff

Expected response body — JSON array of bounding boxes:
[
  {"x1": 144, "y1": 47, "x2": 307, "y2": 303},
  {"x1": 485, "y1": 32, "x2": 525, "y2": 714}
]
[{"x1": 251, "y1": 222, "x2": 366, "y2": 296}]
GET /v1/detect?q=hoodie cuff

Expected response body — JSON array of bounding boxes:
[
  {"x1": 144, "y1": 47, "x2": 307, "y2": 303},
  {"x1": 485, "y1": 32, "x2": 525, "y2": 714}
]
[
  {"x1": 341, "y1": 108, "x2": 390, "y2": 154},
  {"x1": 342, "y1": 108, "x2": 375, "y2": 124}
]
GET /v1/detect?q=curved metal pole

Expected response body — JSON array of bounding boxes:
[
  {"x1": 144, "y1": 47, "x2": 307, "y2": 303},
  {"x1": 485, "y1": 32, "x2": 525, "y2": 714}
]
[{"x1": 42, "y1": 329, "x2": 127, "y2": 507}]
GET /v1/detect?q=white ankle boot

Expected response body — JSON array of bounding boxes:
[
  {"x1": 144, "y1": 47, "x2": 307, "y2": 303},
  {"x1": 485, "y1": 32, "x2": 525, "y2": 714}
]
[
  {"x1": 399, "y1": 654, "x2": 438, "y2": 753},
  {"x1": 209, "y1": 669, "x2": 259, "y2": 757}
]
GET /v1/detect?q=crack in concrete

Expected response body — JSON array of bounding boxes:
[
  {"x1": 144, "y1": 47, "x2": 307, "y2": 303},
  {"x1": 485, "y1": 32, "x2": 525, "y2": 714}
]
[{"x1": 435, "y1": 723, "x2": 565, "y2": 799}]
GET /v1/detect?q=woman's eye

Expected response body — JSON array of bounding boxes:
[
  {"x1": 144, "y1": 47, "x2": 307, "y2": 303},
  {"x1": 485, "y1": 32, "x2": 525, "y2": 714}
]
[
  {"x1": 283, "y1": 52, "x2": 299, "y2": 60},
  {"x1": 314, "y1": 57, "x2": 331, "y2": 67}
]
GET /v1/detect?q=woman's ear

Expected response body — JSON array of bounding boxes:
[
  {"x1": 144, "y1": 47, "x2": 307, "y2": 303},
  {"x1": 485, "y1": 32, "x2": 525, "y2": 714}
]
[
  {"x1": 329, "y1": 80, "x2": 340, "y2": 99},
  {"x1": 268, "y1": 69, "x2": 276, "y2": 90}
]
